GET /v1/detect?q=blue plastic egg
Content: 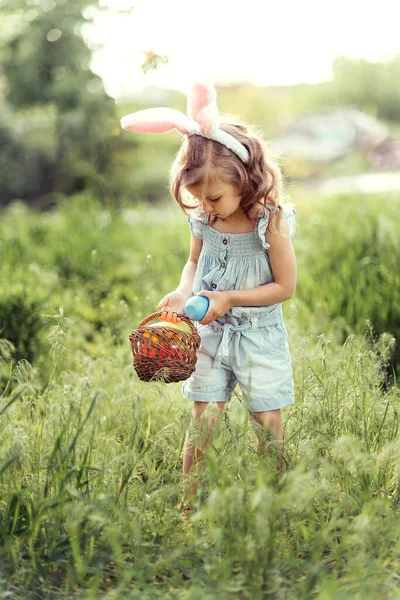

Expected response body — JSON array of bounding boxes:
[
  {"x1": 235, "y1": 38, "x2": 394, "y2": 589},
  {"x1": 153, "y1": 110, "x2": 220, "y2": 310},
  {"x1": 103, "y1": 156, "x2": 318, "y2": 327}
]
[{"x1": 184, "y1": 296, "x2": 210, "y2": 321}]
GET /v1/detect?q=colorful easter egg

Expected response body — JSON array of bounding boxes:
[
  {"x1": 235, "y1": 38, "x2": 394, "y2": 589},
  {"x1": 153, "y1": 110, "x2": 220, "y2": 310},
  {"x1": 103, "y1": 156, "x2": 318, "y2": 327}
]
[{"x1": 184, "y1": 296, "x2": 209, "y2": 321}]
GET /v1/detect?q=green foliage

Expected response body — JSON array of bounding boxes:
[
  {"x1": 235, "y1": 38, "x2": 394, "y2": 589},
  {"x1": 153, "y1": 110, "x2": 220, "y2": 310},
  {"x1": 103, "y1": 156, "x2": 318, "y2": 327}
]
[
  {"x1": 0, "y1": 0, "x2": 116, "y2": 205},
  {"x1": 0, "y1": 290, "x2": 45, "y2": 365},
  {"x1": 296, "y1": 193, "x2": 400, "y2": 371},
  {"x1": 0, "y1": 104, "x2": 57, "y2": 202},
  {"x1": 315, "y1": 56, "x2": 400, "y2": 122},
  {"x1": 0, "y1": 195, "x2": 189, "y2": 374},
  {"x1": 0, "y1": 193, "x2": 399, "y2": 596},
  {"x1": 0, "y1": 0, "x2": 95, "y2": 108}
]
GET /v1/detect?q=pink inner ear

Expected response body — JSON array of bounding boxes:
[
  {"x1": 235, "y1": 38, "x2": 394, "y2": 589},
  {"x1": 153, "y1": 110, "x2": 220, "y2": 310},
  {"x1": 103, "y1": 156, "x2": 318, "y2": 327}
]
[
  {"x1": 121, "y1": 108, "x2": 192, "y2": 134},
  {"x1": 187, "y1": 82, "x2": 216, "y2": 121},
  {"x1": 121, "y1": 118, "x2": 175, "y2": 134},
  {"x1": 196, "y1": 104, "x2": 220, "y2": 135}
]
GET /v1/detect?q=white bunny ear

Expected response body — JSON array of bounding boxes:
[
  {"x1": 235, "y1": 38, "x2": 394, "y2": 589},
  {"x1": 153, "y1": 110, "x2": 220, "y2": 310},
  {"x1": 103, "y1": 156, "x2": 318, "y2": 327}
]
[
  {"x1": 187, "y1": 82, "x2": 216, "y2": 120},
  {"x1": 195, "y1": 104, "x2": 220, "y2": 136},
  {"x1": 120, "y1": 82, "x2": 250, "y2": 163},
  {"x1": 120, "y1": 108, "x2": 194, "y2": 135},
  {"x1": 187, "y1": 82, "x2": 219, "y2": 134}
]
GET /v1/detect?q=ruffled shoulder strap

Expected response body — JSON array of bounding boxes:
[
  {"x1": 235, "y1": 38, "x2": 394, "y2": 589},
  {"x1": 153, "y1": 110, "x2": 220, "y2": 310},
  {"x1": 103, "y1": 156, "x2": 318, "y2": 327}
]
[
  {"x1": 257, "y1": 204, "x2": 296, "y2": 250},
  {"x1": 187, "y1": 206, "x2": 209, "y2": 239},
  {"x1": 283, "y1": 204, "x2": 296, "y2": 238},
  {"x1": 257, "y1": 207, "x2": 272, "y2": 250}
]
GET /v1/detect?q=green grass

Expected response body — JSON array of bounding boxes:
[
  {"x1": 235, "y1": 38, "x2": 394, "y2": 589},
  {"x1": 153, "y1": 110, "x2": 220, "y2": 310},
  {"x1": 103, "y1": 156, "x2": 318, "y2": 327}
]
[
  {"x1": 0, "y1": 193, "x2": 400, "y2": 598},
  {"x1": 294, "y1": 192, "x2": 400, "y2": 371}
]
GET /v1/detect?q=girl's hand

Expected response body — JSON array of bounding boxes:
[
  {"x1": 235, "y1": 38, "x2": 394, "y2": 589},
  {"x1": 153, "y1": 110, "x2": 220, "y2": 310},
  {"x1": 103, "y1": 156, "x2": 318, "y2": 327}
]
[
  {"x1": 157, "y1": 290, "x2": 189, "y2": 323},
  {"x1": 197, "y1": 290, "x2": 232, "y2": 325}
]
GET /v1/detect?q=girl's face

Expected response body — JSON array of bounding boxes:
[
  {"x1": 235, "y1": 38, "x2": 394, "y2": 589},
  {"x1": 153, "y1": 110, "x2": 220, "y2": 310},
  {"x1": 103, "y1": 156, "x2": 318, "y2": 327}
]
[{"x1": 186, "y1": 179, "x2": 243, "y2": 221}]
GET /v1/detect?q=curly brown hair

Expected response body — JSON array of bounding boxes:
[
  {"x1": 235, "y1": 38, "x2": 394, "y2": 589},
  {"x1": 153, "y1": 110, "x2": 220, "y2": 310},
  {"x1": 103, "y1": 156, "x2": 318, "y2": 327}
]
[{"x1": 170, "y1": 116, "x2": 284, "y2": 231}]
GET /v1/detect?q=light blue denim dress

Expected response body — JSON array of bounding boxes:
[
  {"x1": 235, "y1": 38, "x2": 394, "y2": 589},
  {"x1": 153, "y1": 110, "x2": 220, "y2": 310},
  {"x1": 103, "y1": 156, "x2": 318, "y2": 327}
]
[{"x1": 182, "y1": 205, "x2": 296, "y2": 413}]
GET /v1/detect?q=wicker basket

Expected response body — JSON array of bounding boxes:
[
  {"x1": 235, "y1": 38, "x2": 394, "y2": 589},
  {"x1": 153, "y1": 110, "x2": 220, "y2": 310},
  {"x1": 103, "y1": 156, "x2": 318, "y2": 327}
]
[{"x1": 129, "y1": 312, "x2": 201, "y2": 383}]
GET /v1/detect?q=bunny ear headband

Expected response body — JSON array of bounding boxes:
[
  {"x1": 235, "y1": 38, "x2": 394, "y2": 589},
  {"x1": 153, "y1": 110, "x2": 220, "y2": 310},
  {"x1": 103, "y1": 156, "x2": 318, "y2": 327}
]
[{"x1": 120, "y1": 82, "x2": 250, "y2": 164}]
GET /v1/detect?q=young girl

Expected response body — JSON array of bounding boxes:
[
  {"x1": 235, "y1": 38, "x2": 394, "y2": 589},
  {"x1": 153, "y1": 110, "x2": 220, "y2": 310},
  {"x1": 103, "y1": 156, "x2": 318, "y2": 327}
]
[{"x1": 121, "y1": 82, "x2": 296, "y2": 514}]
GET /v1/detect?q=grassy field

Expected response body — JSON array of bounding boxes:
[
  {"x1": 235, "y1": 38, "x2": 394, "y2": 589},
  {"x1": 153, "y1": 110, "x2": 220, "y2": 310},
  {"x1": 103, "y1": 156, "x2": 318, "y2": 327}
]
[{"x1": 0, "y1": 192, "x2": 400, "y2": 599}]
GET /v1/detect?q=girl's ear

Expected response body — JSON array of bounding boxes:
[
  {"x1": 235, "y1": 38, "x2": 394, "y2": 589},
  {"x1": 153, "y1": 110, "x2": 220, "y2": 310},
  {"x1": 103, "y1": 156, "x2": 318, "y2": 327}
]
[
  {"x1": 187, "y1": 82, "x2": 219, "y2": 135},
  {"x1": 121, "y1": 107, "x2": 193, "y2": 135}
]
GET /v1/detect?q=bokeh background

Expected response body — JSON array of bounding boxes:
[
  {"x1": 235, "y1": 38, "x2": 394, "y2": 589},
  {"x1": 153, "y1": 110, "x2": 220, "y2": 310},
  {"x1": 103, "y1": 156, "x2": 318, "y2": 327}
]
[{"x1": 1, "y1": 1, "x2": 400, "y2": 597}]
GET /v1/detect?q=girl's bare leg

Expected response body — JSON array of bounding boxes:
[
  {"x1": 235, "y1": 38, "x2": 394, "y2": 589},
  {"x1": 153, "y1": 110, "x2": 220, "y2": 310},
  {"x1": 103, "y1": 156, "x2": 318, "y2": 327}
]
[
  {"x1": 250, "y1": 409, "x2": 285, "y2": 475},
  {"x1": 182, "y1": 400, "x2": 225, "y2": 508}
]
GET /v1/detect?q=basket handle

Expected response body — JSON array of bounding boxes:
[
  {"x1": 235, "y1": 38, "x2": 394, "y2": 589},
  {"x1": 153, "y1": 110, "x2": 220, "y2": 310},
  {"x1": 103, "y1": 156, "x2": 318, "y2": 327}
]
[{"x1": 136, "y1": 312, "x2": 197, "y2": 334}]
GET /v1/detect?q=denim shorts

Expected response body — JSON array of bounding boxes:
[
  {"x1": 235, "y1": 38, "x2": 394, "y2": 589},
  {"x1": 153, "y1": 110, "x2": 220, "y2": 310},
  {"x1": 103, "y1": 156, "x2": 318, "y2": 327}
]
[{"x1": 182, "y1": 312, "x2": 295, "y2": 413}]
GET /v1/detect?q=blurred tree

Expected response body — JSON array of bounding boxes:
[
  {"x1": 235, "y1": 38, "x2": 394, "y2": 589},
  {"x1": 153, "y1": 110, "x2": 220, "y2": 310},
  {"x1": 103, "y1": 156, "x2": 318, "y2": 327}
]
[
  {"x1": 318, "y1": 56, "x2": 400, "y2": 123},
  {"x1": 0, "y1": 0, "x2": 118, "y2": 206}
]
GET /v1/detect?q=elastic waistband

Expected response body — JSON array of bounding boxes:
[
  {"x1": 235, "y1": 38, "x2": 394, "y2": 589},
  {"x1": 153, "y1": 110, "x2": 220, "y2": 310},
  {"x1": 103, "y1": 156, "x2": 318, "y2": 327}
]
[{"x1": 212, "y1": 304, "x2": 283, "y2": 331}]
